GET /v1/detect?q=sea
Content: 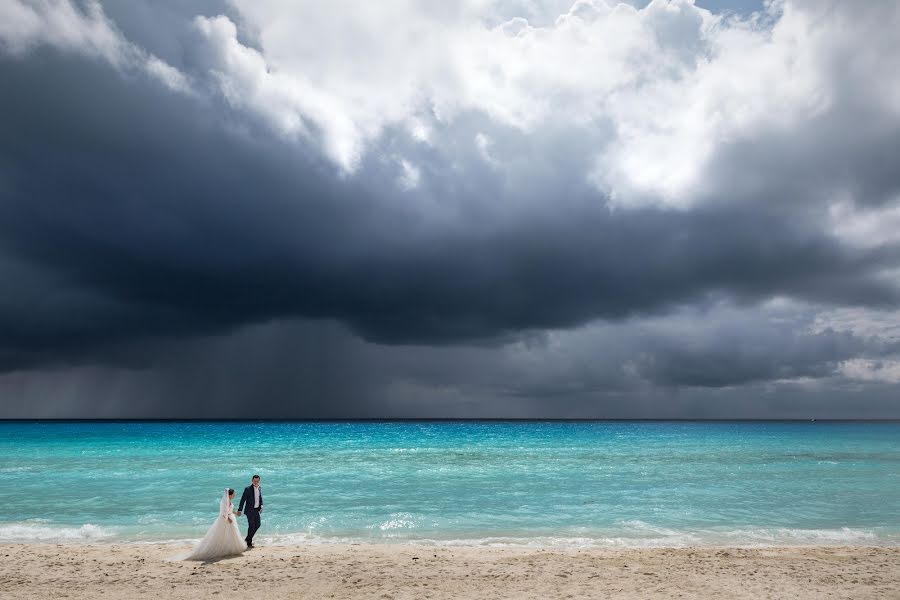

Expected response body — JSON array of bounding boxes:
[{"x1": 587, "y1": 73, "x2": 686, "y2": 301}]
[{"x1": 1, "y1": 421, "x2": 898, "y2": 548}]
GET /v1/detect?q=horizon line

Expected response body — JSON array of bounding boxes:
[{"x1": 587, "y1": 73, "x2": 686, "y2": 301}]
[{"x1": 2, "y1": 418, "x2": 899, "y2": 423}]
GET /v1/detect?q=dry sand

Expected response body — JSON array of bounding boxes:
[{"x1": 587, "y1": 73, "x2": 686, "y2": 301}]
[{"x1": 1, "y1": 543, "x2": 897, "y2": 599}]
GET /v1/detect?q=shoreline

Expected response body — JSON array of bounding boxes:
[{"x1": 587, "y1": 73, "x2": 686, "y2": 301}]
[
  {"x1": 4, "y1": 537, "x2": 899, "y2": 549},
  {"x1": 3, "y1": 543, "x2": 897, "y2": 599}
]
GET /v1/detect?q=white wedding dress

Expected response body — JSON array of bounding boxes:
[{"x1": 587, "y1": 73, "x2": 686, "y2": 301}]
[{"x1": 173, "y1": 489, "x2": 247, "y2": 561}]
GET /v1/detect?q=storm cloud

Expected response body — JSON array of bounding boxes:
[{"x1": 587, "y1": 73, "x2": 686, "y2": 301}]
[{"x1": 1, "y1": 0, "x2": 899, "y2": 417}]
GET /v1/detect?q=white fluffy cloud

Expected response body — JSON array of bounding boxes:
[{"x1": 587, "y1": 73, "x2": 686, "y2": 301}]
[
  {"x1": 0, "y1": 0, "x2": 190, "y2": 92},
  {"x1": 178, "y1": 0, "x2": 898, "y2": 209},
  {"x1": 4, "y1": 1, "x2": 899, "y2": 208},
  {"x1": 0, "y1": 0, "x2": 126, "y2": 60}
]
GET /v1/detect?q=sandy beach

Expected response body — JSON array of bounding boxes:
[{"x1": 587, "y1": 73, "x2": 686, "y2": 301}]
[{"x1": 1, "y1": 543, "x2": 897, "y2": 599}]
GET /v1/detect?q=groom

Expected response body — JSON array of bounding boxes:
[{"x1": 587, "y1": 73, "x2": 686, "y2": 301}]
[{"x1": 236, "y1": 474, "x2": 263, "y2": 548}]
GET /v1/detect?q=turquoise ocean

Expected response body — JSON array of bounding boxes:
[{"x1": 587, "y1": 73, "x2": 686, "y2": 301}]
[{"x1": 2, "y1": 421, "x2": 898, "y2": 547}]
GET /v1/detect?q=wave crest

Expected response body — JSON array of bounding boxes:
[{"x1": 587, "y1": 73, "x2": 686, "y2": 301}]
[{"x1": 0, "y1": 522, "x2": 115, "y2": 541}]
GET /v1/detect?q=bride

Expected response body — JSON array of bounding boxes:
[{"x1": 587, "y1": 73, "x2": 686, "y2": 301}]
[{"x1": 173, "y1": 488, "x2": 247, "y2": 561}]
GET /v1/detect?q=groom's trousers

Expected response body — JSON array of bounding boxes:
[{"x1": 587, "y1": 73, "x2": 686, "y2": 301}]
[{"x1": 244, "y1": 508, "x2": 261, "y2": 545}]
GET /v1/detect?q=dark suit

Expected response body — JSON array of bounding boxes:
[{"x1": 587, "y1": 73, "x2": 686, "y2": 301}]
[{"x1": 238, "y1": 484, "x2": 263, "y2": 545}]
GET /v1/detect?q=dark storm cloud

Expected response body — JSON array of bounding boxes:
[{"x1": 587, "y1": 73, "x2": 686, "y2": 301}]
[
  {"x1": 1, "y1": 45, "x2": 898, "y2": 372},
  {"x1": 628, "y1": 325, "x2": 864, "y2": 388},
  {"x1": 0, "y1": 0, "x2": 899, "y2": 418},
  {"x1": 1, "y1": 309, "x2": 898, "y2": 419}
]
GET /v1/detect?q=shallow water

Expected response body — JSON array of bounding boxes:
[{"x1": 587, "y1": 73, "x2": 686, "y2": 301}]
[{"x1": 2, "y1": 421, "x2": 898, "y2": 547}]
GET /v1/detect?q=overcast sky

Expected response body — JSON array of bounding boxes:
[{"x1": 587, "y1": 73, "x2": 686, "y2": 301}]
[{"x1": 1, "y1": 0, "x2": 899, "y2": 418}]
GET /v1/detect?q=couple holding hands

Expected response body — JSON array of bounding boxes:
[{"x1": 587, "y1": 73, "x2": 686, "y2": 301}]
[{"x1": 176, "y1": 475, "x2": 264, "y2": 561}]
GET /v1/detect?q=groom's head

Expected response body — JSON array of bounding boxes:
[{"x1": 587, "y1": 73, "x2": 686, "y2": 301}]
[{"x1": 252, "y1": 474, "x2": 260, "y2": 487}]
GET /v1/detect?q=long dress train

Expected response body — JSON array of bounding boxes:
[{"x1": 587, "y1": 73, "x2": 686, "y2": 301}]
[{"x1": 171, "y1": 489, "x2": 247, "y2": 561}]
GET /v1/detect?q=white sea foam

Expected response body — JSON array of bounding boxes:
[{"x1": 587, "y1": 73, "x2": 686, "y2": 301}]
[
  {"x1": 710, "y1": 526, "x2": 880, "y2": 546},
  {"x1": 0, "y1": 466, "x2": 32, "y2": 473},
  {"x1": 0, "y1": 522, "x2": 891, "y2": 547},
  {"x1": 371, "y1": 512, "x2": 424, "y2": 531},
  {"x1": 249, "y1": 522, "x2": 893, "y2": 549},
  {"x1": 0, "y1": 522, "x2": 116, "y2": 542}
]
